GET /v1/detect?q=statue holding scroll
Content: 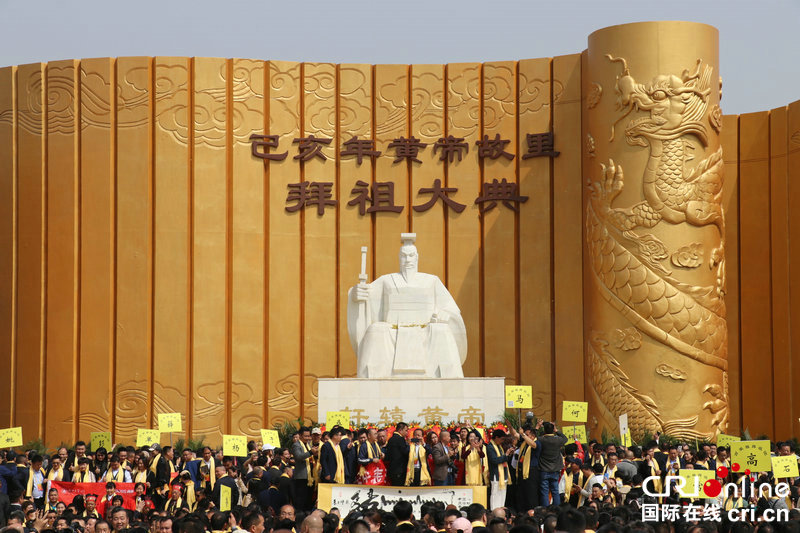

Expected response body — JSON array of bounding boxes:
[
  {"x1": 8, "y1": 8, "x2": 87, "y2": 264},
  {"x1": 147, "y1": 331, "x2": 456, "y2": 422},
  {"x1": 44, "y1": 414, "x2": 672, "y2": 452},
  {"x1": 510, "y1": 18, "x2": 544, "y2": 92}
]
[{"x1": 347, "y1": 234, "x2": 468, "y2": 378}]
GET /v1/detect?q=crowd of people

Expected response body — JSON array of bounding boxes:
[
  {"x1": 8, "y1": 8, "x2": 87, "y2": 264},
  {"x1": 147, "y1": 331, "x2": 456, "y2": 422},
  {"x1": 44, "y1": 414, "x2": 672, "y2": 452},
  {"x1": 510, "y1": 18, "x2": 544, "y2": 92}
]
[{"x1": 0, "y1": 419, "x2": 799, "y2": 533}]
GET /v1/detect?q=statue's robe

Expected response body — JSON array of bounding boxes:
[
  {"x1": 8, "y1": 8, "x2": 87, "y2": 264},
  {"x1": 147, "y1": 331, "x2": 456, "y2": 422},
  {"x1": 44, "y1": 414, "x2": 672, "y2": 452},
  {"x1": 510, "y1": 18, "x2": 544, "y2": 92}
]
[{"x1": 347, "y1": 272, "x2": 467, "y2": 378}]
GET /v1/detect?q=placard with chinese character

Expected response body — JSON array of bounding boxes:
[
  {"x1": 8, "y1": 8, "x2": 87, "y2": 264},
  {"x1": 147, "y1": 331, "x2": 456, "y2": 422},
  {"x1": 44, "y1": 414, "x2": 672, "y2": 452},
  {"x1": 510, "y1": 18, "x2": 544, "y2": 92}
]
[
  {"x1": 326, "y1": 411, "x2": 351, "y2": 429},
  {"x1": 220, "y1": 485, "x2": 231, "y2": 512},
  {"x1": 261, "y1": 429, "x2": 281, "y2": 448},
  {"x1": 677, "y1": 469, "x2": 715, "y2": 497},
  {"x1": 90, "y1": 431, "x2": 112, "y2": 452},
  {"x1": 716, "y1": 434, "x2": 740, "y2": 448},
  {"x1": 730, "y1": 440, "x2": 771, "y2": 472},
  {"x1": 505, "y1": 386, "x2": 533, "y2": 409},
  {"x1": 157, "y1": 413, "x2": 182, "y2": 433},
  {"x1": 771, "y1": 455, "x2": 799, "y2": 478},
  {"x1": 562, "y1": 425, "x2": 587, "y2": 443},
  {"x1": 136, "y1": 429, "x2": 161, "y2": 448},
  {"x1": 561, "y1": 401, "x2": 588, "y2": 423},
  {"x1": 222, "y1": 435, "x2": 247, "y2": 457},
  {"x1": 0, "y1": 427, "x2": 23, "y2": 448}
]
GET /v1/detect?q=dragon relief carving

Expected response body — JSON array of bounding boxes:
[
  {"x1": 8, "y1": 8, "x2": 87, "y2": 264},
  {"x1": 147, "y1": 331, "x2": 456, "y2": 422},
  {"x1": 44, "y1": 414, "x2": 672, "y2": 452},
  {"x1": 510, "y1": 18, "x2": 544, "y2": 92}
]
[{"x1": 586, "y1": 55, "x2": 729, "y2": 438}]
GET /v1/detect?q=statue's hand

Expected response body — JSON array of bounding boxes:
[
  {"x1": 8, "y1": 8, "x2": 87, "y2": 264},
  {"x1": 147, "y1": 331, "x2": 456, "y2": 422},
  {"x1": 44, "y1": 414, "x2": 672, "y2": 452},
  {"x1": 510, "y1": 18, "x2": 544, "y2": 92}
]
[{"x1": 354, "y1": 283, "x2": 369, "y2": 302}]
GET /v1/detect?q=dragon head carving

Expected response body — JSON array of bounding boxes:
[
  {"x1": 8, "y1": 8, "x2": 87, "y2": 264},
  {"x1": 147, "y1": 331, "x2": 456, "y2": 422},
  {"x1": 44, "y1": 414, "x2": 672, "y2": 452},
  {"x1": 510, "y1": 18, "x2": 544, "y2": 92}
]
[{"x1": 606, "y1": 55, "x2": 713, "y2": 147}]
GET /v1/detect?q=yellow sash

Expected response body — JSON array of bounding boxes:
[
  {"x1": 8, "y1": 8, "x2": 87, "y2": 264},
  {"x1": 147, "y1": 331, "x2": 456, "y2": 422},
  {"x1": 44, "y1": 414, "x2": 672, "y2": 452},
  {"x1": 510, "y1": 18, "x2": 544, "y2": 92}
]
[
  {"x1": 134, "y1": 470, "x2": 149, "y2": 484},
  {"x1": 332, "y1": 443, "x2": 345, "y2": 483},
  {"x1": 577, "y1": 475, "x2": 593, "y2": 507},
  {"x1": 405, "y1": 444, "x2": 431, "y2": 486},
  {"x1": 167, "y1": 496, "x2": 183, "y2": 514},
  {"x1": 303, "y1": 442, "x2": 314, "y2": 487},
  {"x1": 26, "y1": 466, "x2": 45, "y2": 497},
  {"x1": 464, "y1": 445, "x2": 485, "y2": 486},
  {"x1": 202, "y1": 457, "x2": 216, "y2": 489},
  {"x1": 490, "y1": 442, "x2": 509, "y2": 490},
  {"x1": 358, "y1": 442, "x2": 378, "y2": 479},
  {"x1": 184, "y1": 480, "x2": 196, "y2": 509},
  {"x1": 105, "y1": 468, "x2": 125, "y2": 483},
  {"x1": 564, "y1": 470, "x2": 583, "y2": 497},
  {"x1": 517, "y1": 442, "x2": 533, "y2": 480},
  {"x1": 150, "y1": 454, "x2": 161, "y2": 474},
  {"x1": 47, "y1": 467, "x2": 63, "y2": 482}
]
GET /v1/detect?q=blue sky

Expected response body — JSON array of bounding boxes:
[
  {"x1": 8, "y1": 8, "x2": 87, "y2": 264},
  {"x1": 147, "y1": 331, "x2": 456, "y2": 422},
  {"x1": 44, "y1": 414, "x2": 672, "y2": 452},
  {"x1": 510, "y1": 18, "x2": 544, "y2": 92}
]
[{"x1": 1, "y1": 0, "x2": 797, "y2": 114}]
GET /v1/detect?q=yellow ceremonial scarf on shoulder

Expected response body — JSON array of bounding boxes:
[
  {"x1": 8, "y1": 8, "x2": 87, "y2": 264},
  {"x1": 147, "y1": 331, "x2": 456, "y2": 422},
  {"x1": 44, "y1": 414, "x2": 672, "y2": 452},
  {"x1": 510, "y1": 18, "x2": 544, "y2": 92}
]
[
  {"x1": 201, "y1": 457, "x2": 216, "y2": 489},
  {"x1": 184, "y1": 480, "x2": 195, "y2": 509},
  {"x1": 47, "y1": 466, "x2": 63, "y2": 482},
  {"x1": 150, "y1": 454, "x2": 161, "y2": 474},
  {"x1": 134, "y1": 469, "x2": 149, "y2": 485},
  {"x1": 578, "y1": 475, "x2": 593, "y2": 507},
  {"x1": 564, "y1": 470, "x2": 584, "y2": 497},
  {"x1": 105, "y1": 468, "x2": 125, "y2": 482},
  {"x1": 358, "y1": 442, "x2": 379, "y2": 479},
  {"x1": 405, "y1": 444, "x2": 431, "y2": 486},
  {"x1": 302, "y1": 442, "x2": 314, "y2": 487},
  {"x1": 332, "y1": 443, "x2": 345, "y2": 483},
  {"x1": 517, "y1": 441, "x2": 535, "y2": 480},
  {"x1": 465, "y1": 445, "x2": 485, "y2": 486},
  {"x1": 490, "y1": 442, "x2": 509, "y2": 490},
  {"x1": 26, "y1": 466, "x2": 45, "y2": 497},
  {"x1": 166, "y1": 497, "x2": 183, "y2": 515}
]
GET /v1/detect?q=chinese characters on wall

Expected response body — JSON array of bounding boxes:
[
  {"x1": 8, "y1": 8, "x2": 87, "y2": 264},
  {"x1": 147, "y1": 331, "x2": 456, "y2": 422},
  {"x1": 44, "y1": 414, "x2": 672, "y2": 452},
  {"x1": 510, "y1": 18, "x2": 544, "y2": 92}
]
[{"x1": 250, "y1": 132, "x2": 559, "y2": 216}]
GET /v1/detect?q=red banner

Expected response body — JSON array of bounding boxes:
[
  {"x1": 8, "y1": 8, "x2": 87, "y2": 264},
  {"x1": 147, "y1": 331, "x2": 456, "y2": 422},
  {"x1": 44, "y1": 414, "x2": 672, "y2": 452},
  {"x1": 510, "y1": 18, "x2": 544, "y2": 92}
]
[
  {"x1": 50, "y1": 481, "x2": 136, "y2": 515},
  {"x1": 358, "y1": 460, "x2": 387, "y2": 486}
]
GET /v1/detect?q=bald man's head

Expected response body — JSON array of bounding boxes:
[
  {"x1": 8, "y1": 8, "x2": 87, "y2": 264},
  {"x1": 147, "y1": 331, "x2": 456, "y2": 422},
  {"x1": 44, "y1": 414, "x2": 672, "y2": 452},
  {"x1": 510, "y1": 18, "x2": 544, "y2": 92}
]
[{"x1": 301, "y1": 515, "x2": 323, "y2": 533}]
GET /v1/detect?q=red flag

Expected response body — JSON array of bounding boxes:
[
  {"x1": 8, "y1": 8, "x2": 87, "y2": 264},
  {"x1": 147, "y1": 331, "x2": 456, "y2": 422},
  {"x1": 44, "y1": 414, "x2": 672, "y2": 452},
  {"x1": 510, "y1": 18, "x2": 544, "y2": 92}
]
[
  {"x1": 50, "y1": 481, "x2": 136, "y2": 515},
  {"x1": 359, "y1": 460, "x2": 387, "y2": 486}
]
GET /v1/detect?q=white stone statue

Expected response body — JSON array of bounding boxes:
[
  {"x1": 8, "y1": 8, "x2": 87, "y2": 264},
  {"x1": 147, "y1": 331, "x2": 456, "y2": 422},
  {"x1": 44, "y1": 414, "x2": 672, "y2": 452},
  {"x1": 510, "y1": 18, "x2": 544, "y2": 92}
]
[{"x1": 347, "y1": 233, "x2": 468, "y2": 378}]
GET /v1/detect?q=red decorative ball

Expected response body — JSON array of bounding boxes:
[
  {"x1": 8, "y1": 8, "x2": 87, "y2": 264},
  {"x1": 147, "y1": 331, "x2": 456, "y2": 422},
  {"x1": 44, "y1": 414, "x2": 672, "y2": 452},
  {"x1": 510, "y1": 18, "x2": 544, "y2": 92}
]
[
  {"x1": 703, "y1": 479, "x2": 722, "y2": 497},
  {"x1": 716, "y1": 466, "x2": 729, "y2": 478},
  {"x1": 732, "y1": 462, "x2": 741, "y2": 472},
  {"x1": 745, "y1": 469, "x2": 751, "y2": 475}
]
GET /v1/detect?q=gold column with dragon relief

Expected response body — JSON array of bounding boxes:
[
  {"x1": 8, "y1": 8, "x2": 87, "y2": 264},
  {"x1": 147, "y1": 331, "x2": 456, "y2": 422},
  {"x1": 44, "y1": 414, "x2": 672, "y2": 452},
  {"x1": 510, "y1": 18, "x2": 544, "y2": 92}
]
[{"x1": 584, "y1": 22, "x2": 728, "y2": 440}]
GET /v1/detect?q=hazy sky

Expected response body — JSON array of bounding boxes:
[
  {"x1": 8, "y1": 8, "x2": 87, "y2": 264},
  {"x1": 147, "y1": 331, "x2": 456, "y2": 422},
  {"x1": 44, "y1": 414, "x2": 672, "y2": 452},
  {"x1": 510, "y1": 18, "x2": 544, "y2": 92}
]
[{"x1": 1, "y1": 0, "x2": 797, "y2": 115}]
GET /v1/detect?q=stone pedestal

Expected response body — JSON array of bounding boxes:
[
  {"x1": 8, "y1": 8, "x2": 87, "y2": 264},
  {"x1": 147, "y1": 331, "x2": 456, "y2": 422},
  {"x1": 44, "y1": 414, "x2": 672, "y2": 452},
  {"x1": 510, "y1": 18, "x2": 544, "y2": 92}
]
[{"x1": 317, "y1": 377, "x2": 506, "y2": 426}]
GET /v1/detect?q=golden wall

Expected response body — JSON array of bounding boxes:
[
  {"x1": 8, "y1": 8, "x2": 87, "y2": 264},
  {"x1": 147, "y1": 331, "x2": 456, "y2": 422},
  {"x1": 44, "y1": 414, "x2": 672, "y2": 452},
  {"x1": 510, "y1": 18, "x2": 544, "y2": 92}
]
[{"x1": 0, "y1": 21, "x2": 798, "y2": 446}]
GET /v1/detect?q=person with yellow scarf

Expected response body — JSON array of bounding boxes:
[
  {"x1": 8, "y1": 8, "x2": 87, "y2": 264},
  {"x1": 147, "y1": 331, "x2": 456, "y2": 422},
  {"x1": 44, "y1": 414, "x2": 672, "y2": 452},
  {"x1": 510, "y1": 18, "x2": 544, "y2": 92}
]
[
  {"x1": 132, "y1": 455, "x2": 155, "y2": 489},
  {"x1": 462, "y1": 431, "x2": 488, "y2": 487},
  {"x1": 320, "y1": 427, "x2": 346, "y2": 483},
  {"x1": 165, "y1": 483, "x2": 189, "y2": 515},
  {"x1": 46, "y1": 456, "x2": 65, "y2": 483},
  {"x1": 405, "y1": 428, "x2": 431, "y2": 486},
  {"x1": 25, "y1": 455, "x2": 46, "y2": 505},
  {"x1": 564, "y1": 458, "x2": 585, "y2": 507},
  {"x1": 102, "y1": 455, "x2": 132, "y2": 483},
  {"x1": 73, "y1": 458, "x2": 96, "y2": 483},
  {"x1": 292, "y1": 426, "x2": 318, "y2": 512},
  {"x1": 357, "y1": 428, "x2": 384, "y2": 480},
  {"x1": 486, "y1": 429, "x2": 512, "y2": 510},
  {"x1": 198, "y1": 447, "x2": 217, "y2": 490},
  {"x1": 514, "y1": 424, "x2": 539, "y2": 512}
]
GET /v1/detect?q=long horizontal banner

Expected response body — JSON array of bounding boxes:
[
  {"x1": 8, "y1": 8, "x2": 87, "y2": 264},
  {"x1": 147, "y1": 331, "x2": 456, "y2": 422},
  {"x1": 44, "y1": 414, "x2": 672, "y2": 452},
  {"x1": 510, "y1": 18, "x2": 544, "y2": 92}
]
[
  {"x1": 317, "y1": 484, "x2": 486, "y2": 516},
  {"x1": 50, "y1": 481, "x2": 136, "y2": 514}
]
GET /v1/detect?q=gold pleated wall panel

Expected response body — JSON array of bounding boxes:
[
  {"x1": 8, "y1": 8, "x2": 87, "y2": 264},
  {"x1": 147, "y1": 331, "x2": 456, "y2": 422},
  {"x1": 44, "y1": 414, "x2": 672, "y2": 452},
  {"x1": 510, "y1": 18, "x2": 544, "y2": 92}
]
[{"x1": 3, "y1": 54, "x2": 800, "y2": 444}]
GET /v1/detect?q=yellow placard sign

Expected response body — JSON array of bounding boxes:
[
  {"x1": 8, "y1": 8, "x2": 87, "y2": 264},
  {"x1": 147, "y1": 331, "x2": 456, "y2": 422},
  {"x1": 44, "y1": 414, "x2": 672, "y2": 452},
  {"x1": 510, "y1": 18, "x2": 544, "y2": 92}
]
[
  {"x1": 0, "y1": 427, "x2": 23, "y2": 448},
  {"x1": 731, "y1": 440, "x2": 772, "y2": 472},
  {"x1": 505, "y1": 386, "x2": 533, "y2": 409},
  {"x1": 562, "y1": 425, "x2": 587, "y2": 443},
  {"x1": 136, "y1": 429, "x2": 161, "y2": 448},
  {"x1": 771, "y1": 456, "x2": 799, "y2": 479},
  {"x1": 261, "y1": 429, "x2": 281, "y2": 448},
  {"x1": 223, "y1": 434, "x2": 248, "y2": 457},
  {"x1": 561, "y1": 401, "x2": 588, "y2": 423},
  {"x1": 716, "y1": 434, "x2": 741, "y2": 448},
  {"x1": 157, "y1": 413, "x2": 182, "y2": 433},
  {"x1": 677, "y1": 469, "x2": 715, "y2": 497},
  {"x1": 326, "y1": 411, "x2": 350, "y2": 429},
  {"x1": 621, "y1": 430, "x2": 632, "y2": 447},
  {"x1": 220, "y1": 484, "x2": 231, "y2": 512},
  {"x1": 90, "y1": 432, "x2": 112, "y2": 451}
]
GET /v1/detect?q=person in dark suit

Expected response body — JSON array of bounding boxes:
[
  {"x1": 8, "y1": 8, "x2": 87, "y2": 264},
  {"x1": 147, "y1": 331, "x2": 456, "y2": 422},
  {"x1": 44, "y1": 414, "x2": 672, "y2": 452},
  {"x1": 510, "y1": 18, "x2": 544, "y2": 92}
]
[
  {"x1": 431, "y1": 431, "x2": 455, "y2": 486},
  {"x1": 384, "y1": 423, "x2": 410, "y2": 487},
  {"x1": 320, "y1": 427, "x2": 345, "y2": 483},
  {"x1": 0, "y1": 477, "x2": 10, "y2": 527},
  {"x1": 211, "y1": 465, "x2": 239, "y2": 509}
]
